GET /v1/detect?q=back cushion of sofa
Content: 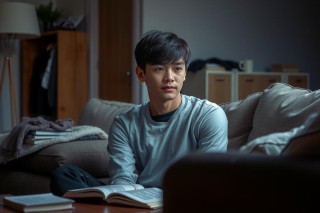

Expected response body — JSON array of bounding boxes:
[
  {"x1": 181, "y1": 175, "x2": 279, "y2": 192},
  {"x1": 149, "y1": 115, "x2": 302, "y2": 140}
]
[
  {"x1": 219, "y1": 92, "x2": 261, "y2": 150},
  {"x1": 248, "y1": 83, "x2": 320, "y2": 142},
  {"x1": 79, "y1": 98, "x2": 135, "y2": 134}
]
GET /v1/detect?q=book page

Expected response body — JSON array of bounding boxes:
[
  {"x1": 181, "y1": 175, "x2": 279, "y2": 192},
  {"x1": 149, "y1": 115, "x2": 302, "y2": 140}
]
[
  {"x1": 64, "y1": 184, "x2": 144, "y2": 200},
  {"x1": 32, "y1": 129, "x2": 73, "y2": 135},
  {"x1": 107, "y1": 187, "x2": 163, "y2": 208}
]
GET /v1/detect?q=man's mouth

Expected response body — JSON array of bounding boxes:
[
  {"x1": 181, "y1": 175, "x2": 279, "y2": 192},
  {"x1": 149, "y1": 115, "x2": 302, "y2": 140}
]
[{"x1": 161, "y1": 86, "x2": 176, "y2": 91}]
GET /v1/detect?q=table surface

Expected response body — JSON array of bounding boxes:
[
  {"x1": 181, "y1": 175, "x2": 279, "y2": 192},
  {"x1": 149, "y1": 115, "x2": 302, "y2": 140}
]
[{"x1": 0, "y1": 195, "x2": 163, "y2": 213}]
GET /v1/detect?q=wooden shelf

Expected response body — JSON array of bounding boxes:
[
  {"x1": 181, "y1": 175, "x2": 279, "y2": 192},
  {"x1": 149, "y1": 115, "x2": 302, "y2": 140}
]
[
  {"x1": 21, "y1": 30, "x2": 88, "y2": 123},
  {"x1": 183, "y1": 70, "x2": 309, "y2": 104},
  {"x1": 237, "y1": 73, "x2": 282, "y2": 100}
]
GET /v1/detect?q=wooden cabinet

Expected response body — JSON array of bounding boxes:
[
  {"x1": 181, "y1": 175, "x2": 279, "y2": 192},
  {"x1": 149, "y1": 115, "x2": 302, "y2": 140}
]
[
  {"x1": 183, "y1": 71, "x2": 233, "y2": 104},
  {"x1": 284, "y1": 73, "x2": 309, "y2": 88},
  {"x1": 237, "y1": 73, "x2": 281, "y2": 100},
  {"x1": 21, "y1": 30, "x2": 88, "y2": 123},
  {"x1": 236, "y1": 72, "x2": 310, "y2": 100},
  {"x1": 183, "y1": 70, "x2": 309, "y2": 104},
  {"x1": 207, "y1": 72, "x2": 232, "y2": 103}
]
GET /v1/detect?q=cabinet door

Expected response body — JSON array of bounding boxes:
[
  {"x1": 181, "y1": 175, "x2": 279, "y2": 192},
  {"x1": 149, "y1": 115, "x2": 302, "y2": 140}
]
[
  {"x1": 207, "y1": 73, "x2": 232, "y2": 104},
  {"x1": 238, "y1": 75, "x2": 281, "y2": 100},
  {"x1": 287, "y1": 75, "x2": 308, "y2": 88}
]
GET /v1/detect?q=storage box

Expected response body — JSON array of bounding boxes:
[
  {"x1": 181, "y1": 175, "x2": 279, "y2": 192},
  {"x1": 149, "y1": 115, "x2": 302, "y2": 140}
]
[{"x1": 271, "y1": 64, "x2": 299, "y2": 72}]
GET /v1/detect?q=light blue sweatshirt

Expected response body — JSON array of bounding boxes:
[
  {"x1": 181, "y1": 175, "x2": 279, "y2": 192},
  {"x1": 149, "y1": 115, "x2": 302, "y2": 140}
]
[{"x1": 107, "y1": 95, "x2": 228, "y2": 188}]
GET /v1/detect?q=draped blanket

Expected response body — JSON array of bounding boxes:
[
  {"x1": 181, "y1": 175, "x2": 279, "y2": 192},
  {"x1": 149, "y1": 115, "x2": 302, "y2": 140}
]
[{"x1": 0, "y1": 117, "x2": 108, "y2": 164}]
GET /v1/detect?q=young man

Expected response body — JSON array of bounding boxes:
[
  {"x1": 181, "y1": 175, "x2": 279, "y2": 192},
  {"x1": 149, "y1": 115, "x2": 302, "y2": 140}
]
[{"x1": 50, "y1": 30, "x2": 228, "y2": 195}]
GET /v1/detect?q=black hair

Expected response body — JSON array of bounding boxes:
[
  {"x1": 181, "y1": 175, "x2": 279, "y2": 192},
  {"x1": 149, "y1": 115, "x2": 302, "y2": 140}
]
[{"x1": 134, "y1": 30, "x2": 191, "y2": 71}]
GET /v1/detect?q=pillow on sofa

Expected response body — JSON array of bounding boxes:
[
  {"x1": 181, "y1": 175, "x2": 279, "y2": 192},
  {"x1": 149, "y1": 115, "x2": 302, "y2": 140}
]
[
  {"x1": 219, "y1": 92, "x2": 261, "y2": 150},
  {"x1": 240, "y1": 112, "x2": 320, "y2": 155},
  {"x1": 248, "y1": 83, "x2": 320, "y2": 142},
  {"x1": 79, "y1": 98, "x2": 135, "y2": 134}
]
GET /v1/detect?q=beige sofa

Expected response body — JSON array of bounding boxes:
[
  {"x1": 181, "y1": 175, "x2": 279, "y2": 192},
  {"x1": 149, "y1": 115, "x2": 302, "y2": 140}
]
[
  {"x1": 0, "y1": 100, "x2": 134, "y2": 195},
  {"x1": 0, "y1": 82, "x2": 319, "y2": 195}
]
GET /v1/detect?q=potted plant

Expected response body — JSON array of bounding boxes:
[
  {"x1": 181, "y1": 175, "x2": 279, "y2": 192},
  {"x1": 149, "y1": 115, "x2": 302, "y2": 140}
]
[{"x1": 36, "y1": 1, "x2": 63, "y2": 31}]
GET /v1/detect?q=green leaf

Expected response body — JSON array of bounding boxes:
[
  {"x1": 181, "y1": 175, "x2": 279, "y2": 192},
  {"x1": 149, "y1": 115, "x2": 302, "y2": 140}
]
[{"x1": 36, "y1": 1, "x2": 63, "y2": 22}]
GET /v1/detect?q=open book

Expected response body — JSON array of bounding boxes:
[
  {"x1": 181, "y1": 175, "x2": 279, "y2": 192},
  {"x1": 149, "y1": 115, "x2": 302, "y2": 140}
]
[{"x1": 63, "y1": 184, "x2": 163, "y2": 209}]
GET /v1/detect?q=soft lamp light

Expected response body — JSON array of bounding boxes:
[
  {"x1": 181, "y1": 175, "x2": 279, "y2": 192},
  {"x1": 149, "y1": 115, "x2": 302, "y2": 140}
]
[{"x1": 0, "y1": 2, "x2": 40, "y2": 129}]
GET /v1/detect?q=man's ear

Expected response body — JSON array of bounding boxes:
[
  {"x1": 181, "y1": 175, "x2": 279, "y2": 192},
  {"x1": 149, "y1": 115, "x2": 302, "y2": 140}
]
[{"x1": 135, "y1": 66, "x2": 145, "y2": 82}]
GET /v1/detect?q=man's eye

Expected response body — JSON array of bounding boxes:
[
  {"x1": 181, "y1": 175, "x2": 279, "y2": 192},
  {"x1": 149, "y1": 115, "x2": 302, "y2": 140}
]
[
  {"x1": 154, "y1": 67, "x2": 163, "y2": 72},
  {"x1": 175, "y1": 67, "x2": 183, "y2": 72}
]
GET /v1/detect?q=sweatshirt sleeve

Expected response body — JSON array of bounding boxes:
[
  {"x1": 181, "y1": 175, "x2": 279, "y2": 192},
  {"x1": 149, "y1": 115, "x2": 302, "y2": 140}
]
[
  {"x1": 107, "y1": 117, "x2": 139, "y2": 185},
  {"x1": 196, "y1": 103, "x2": 228, "y2": 152}
]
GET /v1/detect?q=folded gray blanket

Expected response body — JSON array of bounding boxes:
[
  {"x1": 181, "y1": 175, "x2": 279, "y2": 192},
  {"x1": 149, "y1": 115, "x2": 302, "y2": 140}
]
[
  {"x1": 0, "y1": 117, "x2": 108, "y2": 163},
  {"x1": 0, "y1": 116, "x2": 74, "y2": 159},
  {"x1": 0, "y1": 124, "x2": 108, "y2": 164}
]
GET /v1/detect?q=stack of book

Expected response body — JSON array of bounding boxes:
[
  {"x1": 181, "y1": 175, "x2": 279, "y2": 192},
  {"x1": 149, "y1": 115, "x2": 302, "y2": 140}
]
[
  {"x1": 24, "y1": 129, "x2": 74, "y2": 144},
  {"x1": 3, "y1": 193, "x2": 74, "y2": 212},
  {"x1": 271, "y1": 64, "x2": 299, "y2": 72}
]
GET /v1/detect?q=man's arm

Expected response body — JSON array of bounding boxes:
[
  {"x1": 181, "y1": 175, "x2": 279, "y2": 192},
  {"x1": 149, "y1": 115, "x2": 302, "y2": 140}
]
[
  {"x1": 107, "y1": 117, "x2": 138, "y2": 185},
  {"x1": 197, "y1": 105, "x2": 228, "y2": 152}
]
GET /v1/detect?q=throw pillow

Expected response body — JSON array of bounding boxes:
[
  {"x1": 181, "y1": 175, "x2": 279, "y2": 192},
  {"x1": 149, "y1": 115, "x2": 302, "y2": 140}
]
[
  {"x1": 78, "y1": 98, "x2": 135, "y2": 134},
  {"x1": 219, "y1": 92, "x2": 261, "y2": 150},
  {"x1": 248, "y1": 83, "x2": 320, "y2": 142}
]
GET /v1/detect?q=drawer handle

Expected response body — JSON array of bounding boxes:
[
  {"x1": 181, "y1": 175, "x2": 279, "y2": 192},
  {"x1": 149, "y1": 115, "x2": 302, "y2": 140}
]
[
  {"x1": 245, "y1": 79, "x2": 254, "y2": 82},
  {"x1": 216, "y1": 77, "x2": 225, "y2": 82},
  {"x1": 268, "y1": 79, "x2": 277, "y2": 83},
  {"x1": 295, "y1": 79, "x2": 303, "y2": 83}
]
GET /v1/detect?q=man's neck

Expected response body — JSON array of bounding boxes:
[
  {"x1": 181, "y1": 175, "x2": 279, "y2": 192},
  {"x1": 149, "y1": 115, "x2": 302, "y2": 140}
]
[{"x1": 149, "y1": 95, "x2": 182, "y2": 116}]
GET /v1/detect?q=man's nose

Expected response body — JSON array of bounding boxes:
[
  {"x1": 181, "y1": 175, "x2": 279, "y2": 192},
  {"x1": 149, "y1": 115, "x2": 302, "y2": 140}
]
[{"x1": 164, "y1": 69, "x2": 174, "y2": 81}]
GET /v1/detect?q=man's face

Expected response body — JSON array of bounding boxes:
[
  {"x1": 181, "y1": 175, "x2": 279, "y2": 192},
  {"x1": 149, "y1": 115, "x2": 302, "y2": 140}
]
[{"x1": 136, "y1": 58, "x2": 186, "y2": 103}]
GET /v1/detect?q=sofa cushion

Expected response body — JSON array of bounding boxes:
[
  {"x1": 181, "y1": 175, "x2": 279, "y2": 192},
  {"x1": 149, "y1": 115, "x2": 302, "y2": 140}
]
[
  {"x1": 0, "y1": 169, "x2": 51, "y2": 195},
  {"x1": 248, "y1": 83, "x2": 320, "y2": 142},
  {"x1": 219, "y1": 92, "x2": 261, "y2": 150},
  {"x1": 78, "y1": 98, "x2": 135, "y2": 134},
  {"x1": 281, "y1": 130, "x2": 320, "y2": 158},
  {"x1": 281, "y1": 113, "x2": 320, "y2": 158},
  {"x1": 7, "y1": 139, "x2": 109, "y2": 177},
  {"x1": 241, "y1": 112, "x2": 320, "y2": 156},
  {"x1": 0, "y1": 168, "x2": 109, "y2": 195},
  {"x1": 239, "y1": 125, "x2": 304, "y2": 155}
]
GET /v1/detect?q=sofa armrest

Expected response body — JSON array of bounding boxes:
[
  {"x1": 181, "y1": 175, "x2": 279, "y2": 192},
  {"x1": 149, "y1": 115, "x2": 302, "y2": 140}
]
[
  {"x1": 163, "y1": 152, "x2": 320, "y2": 212},
  {"x1": 6, "y1": 139, "x2": 109, "y2": 177}
]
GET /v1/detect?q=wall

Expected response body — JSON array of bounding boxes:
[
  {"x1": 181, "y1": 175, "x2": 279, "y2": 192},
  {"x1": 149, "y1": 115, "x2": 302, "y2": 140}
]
[
  {"x1": 1, "y1": 0, "x2": 319, "y2": 129},
  {"x1": 140, "y1": 0, "x2": 320, "y2": 101},
  {"x1": 0, "y1": 0, "x2": 85, "y2": 131},
  {"x1": 56, "y1": 0, "x2": 84, "y2": 17}
]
